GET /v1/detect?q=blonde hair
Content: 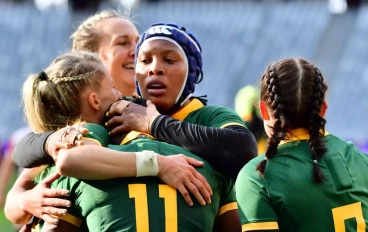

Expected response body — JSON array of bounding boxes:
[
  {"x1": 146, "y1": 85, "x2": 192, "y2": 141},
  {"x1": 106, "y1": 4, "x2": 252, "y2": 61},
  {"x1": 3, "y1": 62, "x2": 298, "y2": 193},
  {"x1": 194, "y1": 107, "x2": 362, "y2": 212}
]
[
  {"x1": 23, "y1": 51, "x2": 106, "y2": 133},
  {"x1": 71, "y1": 10, "x2": 129, "y2": 52}
]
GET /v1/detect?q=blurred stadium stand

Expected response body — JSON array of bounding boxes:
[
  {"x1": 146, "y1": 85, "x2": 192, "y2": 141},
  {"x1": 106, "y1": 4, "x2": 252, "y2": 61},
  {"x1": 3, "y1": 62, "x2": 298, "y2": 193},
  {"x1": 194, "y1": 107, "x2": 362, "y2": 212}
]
[{"x1": 0, "y1": 0, "x2": 367, "y2": 143}]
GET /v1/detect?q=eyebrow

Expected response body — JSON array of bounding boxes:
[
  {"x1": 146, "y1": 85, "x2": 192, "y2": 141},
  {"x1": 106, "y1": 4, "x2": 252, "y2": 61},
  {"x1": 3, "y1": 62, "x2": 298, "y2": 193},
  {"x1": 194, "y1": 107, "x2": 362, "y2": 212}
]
[{"x1": 111, "y1": 35, "x2": 140, "y2": 43}]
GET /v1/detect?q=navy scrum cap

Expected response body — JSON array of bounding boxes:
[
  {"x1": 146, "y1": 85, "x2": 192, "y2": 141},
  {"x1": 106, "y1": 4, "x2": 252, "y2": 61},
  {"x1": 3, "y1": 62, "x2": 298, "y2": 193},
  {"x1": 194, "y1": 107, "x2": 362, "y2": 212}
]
[{"x1": 135, "y1": 23, "x2": 203, "y2": 110}]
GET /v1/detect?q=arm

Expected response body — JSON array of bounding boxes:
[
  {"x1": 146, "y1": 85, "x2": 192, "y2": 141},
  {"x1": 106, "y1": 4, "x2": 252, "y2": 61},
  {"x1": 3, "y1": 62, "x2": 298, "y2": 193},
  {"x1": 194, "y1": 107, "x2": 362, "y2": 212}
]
[
  {"x1": 12, "y1": 126, "x2": 87, "y2": 168},
  {"x1": 107, "y1": 101, "x2": 258, "y2": 180},
  {"x1": 12, "y1": 132, "x2": 54, "y2": 168},
  {"x1": 151, "y1": 115, "x2": 258, "y2": 180},
  {"x1": 0, "y1": 148, "x2": 15, "y2": 207},
  {"x1": 213, "y1": 209, "x2": 241, "y2": 232},
  {"x1": 56, "y1": 144, "x2": 212, "y2": 206}
]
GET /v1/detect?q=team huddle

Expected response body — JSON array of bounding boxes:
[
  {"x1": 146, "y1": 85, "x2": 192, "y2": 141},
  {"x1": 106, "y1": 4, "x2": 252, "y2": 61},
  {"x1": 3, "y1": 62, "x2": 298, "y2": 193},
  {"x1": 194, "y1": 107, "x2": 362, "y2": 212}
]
[{"x1": 3, "y1": 9, "x2": 368, "y2": 232}]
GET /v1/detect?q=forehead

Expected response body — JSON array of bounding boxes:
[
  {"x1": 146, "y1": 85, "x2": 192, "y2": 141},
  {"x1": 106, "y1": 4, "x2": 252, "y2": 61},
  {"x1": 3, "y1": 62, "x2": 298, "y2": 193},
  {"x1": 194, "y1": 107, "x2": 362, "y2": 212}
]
[
  {"x1": 138, "y1": 39, "x2": 182, "y2": 55},
  {"x1": 98, "y1": 17, "x2": 139, "y2": 39}
]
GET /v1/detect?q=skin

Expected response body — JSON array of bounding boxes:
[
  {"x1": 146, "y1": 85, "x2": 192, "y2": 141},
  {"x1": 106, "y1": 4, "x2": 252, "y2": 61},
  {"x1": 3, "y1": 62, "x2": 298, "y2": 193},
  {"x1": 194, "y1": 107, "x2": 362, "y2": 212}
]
[
  {"x1": 97, "y1": 17, "x2": 140, "y2": 96},
  {"x1": 135, "y1": 40, "x2": 189, "y2": 112},
  {"x1": 259, "y1": 100, "x2": 328, "y2": 137}
]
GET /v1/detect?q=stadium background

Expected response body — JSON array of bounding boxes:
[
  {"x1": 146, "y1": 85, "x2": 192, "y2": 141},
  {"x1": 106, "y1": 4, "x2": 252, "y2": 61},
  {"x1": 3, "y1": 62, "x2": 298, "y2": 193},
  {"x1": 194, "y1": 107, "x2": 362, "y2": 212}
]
[{"x1": 0, "y1": 0, "x2": 367, "y2": 230}]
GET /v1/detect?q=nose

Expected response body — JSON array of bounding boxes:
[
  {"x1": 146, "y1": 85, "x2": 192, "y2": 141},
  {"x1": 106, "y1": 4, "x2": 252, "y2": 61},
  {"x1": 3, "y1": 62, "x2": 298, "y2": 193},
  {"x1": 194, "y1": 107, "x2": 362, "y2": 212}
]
[
  {"x1": 128, "y1": 42, "x2": 136, "y2": 58},
  {"x1": 148, "y1": 59, "x2": 164, "y2": 76}
]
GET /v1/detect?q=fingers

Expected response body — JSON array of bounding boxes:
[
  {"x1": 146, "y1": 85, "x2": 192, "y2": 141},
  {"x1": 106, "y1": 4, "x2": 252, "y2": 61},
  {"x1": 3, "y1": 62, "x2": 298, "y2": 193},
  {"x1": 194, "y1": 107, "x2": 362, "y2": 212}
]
[
  {"x1": 53, "y1": 141, "x2": 71, "y2": 150},
  {"x1": 43, "y1": 188, "x2": 70, "y2": 198},
  {"x1": 42, "y1": 197, "x2": 71, "y2": 209},
  {"x1": 41, "y1": 214, "x2": 59, "y2": 225},
  {"x1": 41, "y1": 206, "x2": 68, "y2": 216},
  {"x1": 182, "y1": 155, "x2": 204, "y2": 167},
  {"x1": 41, "y1": 173, "x2": 61, "y2": 187},
  {"x1": 107, "y1": 124, "x2": 128, "y2": 135},
  {"x1": 105, "y1": 116, "x2": 124, "y2": 130},
  {"x1": 73, "y1": 124, "x2": 88, "y2": 134},
  {"x1": 184, "y1": 179, "x2": 207, "y2": 206},
  {"x1": 177, "y1": 185, "x2": 193, "y2": 206},
  {"x1": 108, "y1": 100, "x2": 131, "y2": 116},
  {"x1": 193, "y1": 170, "x2": 213, "y2": 196},
  {"x1": 190, "y1": 176, "x2": 212, "y2": 205}
]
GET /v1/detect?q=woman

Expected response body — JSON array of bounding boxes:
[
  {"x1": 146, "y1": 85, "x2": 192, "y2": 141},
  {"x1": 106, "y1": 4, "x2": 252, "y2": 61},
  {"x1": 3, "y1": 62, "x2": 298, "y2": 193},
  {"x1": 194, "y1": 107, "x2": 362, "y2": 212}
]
[
  {"x1": 236, "y1": 58, "x2": 368, "y2": 231},
  {"x1": 13, "y1": 51, "x2": 239, "y2": 231}
]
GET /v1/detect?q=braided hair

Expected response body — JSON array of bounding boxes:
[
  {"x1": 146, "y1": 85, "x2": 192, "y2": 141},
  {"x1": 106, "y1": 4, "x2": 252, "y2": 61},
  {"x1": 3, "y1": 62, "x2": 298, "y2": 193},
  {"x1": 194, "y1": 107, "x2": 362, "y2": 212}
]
[
  {"x1": 23, "y1": 51, "x2": 107, "y2": 133},
  {"x1": 257, "y1": 64, "x2": 289, "y2": 174},
  {"x1": 308, "y1": 66, "x2": 328, "y2": 182},
  {"x1": 259, "y1": 58, "x2": 328, "y2": 183}
]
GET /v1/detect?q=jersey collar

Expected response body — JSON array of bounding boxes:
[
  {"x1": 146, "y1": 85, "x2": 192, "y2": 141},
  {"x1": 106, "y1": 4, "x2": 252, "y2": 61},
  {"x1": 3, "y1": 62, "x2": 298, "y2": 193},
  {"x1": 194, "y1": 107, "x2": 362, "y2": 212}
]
[
  {"x1": 119, "y1": 98, "x2": 204, "y2": 145},
  {"x1": 279, "y1": 128, "x2": 329, "y2": 145},
  {"x1": 170, "y1": 98, "x2": 204, "y2": 121}
]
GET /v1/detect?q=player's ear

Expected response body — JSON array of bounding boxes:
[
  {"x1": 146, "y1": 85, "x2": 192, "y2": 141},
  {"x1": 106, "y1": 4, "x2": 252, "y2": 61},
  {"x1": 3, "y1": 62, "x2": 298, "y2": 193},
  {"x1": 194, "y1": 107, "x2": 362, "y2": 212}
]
[
  {"x1": 88, "y1": 92, "x2": 101, "y2": 111},
  {"x1": 320, "y1": 101, "x2": 328, "y2": 117},
  {"x1": 259, "y1": 101, "x2": 270, "y2": 120}
]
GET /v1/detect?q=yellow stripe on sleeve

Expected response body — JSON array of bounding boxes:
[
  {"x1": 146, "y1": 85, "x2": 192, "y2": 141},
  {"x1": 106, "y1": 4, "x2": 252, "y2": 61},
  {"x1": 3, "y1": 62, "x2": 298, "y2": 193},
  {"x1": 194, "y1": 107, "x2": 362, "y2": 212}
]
[
  {"x1": 242, "y1": 222, "x2": 279, "y2": 231},
  {"x1": 82, "y1": 137, "x2": 102, "y2": 146},
  {"x1": 52, "y1": 213, "x2": 82, "y2": 227},
  {"x1": 220, "y1": 122, "x2": 246, "y2": 128},
  {"x1": 217, "y1": 202, "x2": 238, "y2": 217}
]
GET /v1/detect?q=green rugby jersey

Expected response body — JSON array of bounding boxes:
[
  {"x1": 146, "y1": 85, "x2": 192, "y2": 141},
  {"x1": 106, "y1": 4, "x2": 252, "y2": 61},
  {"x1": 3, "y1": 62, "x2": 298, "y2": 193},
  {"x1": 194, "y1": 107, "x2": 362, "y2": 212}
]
[
  {"x1": 36, "y1": 123, "x2": 237, "y2": 232},
  {"x1": 236, "y1": 130, "x2": 368, "y2": 232},
  {"x1": 170, "y1": 98, "x2": 245, "y2": 129}
]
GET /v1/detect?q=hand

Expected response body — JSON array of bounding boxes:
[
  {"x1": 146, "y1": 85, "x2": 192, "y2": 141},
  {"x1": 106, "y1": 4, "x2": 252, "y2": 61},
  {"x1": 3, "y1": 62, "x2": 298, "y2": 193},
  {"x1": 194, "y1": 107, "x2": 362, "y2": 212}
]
[
  {"x1": 157, "y1": 154, "x2": 213, "y2": 206},
  {"x1": 19, "y1": 172, "x2": 72, "y2": 225},
  {"x1": 106, "y1": 100, "x2": 160, "y2": 135},
  {"x1": 46, "y1": 125, "x2": 88, "y2": 161}
]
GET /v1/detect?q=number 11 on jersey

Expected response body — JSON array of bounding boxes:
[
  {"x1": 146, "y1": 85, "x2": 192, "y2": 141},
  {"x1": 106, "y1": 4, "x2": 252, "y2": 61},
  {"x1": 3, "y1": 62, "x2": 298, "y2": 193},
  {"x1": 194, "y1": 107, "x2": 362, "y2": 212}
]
[{"x1": 129, "y1": 184, "x2": 178, "y2": 232}]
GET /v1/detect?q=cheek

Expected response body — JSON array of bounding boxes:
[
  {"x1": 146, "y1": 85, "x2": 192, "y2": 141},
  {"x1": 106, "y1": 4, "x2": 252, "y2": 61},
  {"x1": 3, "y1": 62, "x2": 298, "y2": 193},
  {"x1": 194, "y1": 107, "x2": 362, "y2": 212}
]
[{"x1": 169, "y1": 66, "x2": 187, "y2": 93}]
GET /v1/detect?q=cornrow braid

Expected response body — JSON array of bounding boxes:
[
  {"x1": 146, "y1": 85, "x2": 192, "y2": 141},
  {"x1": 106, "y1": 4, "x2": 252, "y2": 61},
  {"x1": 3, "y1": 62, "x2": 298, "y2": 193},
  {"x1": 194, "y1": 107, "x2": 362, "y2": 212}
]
[
  {"x1": 257, "y1": 64, "x2": 288, "y2": 175},
  {"x1": 308, "y1": 66, "x2": 328, "y2": 183},
  {"x1": 48, "y1": 71, "x2": 96, "y2": 84}
]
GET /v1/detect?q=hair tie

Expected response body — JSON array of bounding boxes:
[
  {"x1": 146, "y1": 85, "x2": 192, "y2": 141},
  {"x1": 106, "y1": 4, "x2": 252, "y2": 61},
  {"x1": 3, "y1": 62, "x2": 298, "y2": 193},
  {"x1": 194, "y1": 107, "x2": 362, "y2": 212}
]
[
  {"x1": 39, "y1": 71, "x2": 48, "y2": 81},
  {"x1": 313, "y1": 159, "x2": 317, "y2": 164}
]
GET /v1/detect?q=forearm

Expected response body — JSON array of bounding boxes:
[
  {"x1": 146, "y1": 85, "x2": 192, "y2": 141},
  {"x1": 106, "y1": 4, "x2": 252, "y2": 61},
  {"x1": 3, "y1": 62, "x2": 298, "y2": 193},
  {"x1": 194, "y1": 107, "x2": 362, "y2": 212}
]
[
  {"x1": 56, "y1": 146, "x2": 137, "y2": 179},
  {"x1": 5, "y1": 187, "x2": 32, "y2": 224},
  {"x1": 151, "y1": 116, "x2": 258, "y2": 179},
  {"x1": 0, "y1": 154, "x2": 15, "y2": 194},
  {"x1": 12, "y1": 132, "x2": 54, "y2": 168},
  {"x1": 4, "y1": 175, "x2": 36, "y2": 224}
]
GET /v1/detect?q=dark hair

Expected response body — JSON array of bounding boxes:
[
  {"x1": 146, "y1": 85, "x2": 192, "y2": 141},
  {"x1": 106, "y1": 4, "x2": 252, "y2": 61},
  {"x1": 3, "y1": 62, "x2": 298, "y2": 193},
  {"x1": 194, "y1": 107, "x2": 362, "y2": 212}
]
[{"x1": 257, "y1": 58, "x2": 328, "y2": 183}]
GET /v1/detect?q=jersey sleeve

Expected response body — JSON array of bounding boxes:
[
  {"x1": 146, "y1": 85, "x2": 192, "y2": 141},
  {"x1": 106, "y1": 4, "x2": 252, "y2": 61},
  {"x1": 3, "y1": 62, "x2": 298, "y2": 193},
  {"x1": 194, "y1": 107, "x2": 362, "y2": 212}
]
[
  {"x1": 205, "y1": 106, "x2": 246, "y2": 129},
  {"x1": 235, "y1": 164, "x2": 279, "y2": 231},
  {"x1": 82, "y1": 123, "x2": 110, "y2": 147},
  {"x1": 217, "y1": 174, "x2": 238, "y2": 217}
]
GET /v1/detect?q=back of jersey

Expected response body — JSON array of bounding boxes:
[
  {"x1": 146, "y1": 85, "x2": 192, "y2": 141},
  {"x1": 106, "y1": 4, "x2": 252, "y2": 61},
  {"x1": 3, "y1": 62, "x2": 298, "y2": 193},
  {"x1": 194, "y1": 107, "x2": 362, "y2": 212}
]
[
  {"x1": 75, "y1": 137, "x2": 234, "y2": 232},
  {"x1": 271, "y1": 134, "x2": 368, "y2": 231}
]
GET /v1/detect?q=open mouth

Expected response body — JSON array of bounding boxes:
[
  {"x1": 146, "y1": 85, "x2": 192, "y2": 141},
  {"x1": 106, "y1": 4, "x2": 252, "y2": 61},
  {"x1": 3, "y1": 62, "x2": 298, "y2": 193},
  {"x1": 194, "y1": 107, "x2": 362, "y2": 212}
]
[{"x1": 146, "y1": 79, "x2": 167, "y2": 96}]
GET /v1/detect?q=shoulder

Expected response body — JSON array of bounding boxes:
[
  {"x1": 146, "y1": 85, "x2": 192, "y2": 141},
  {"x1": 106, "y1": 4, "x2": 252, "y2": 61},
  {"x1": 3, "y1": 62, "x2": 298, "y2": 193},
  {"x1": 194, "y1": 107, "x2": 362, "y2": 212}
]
[
  {"x1": 237, "y1": 155, "x2": 264, "y2": 182},
  {"x1": 195, "y1": 105, "x2": 238, "y2": 116},
  {"x1": 189, "y1": 105, "x2": 245, "y2": 128},
  {"x1": 82, "y1": 123, "x2": 110, "y2": 146}
]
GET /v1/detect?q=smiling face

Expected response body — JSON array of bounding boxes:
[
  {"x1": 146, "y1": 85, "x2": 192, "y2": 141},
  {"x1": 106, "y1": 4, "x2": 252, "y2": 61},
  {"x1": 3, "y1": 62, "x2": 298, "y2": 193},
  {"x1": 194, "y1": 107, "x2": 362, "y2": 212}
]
[
  {"x1": 97, "y1": 17, "x2": 139, "y2": 96},
  {"x1": 135, "y1": 39, "x2": 188, "y2": 112}
]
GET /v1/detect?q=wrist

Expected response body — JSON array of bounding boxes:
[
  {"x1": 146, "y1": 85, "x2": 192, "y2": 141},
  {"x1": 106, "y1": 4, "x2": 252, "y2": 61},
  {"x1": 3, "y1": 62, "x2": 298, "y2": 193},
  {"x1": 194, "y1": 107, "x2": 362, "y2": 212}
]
[
  {"x1": 149, "y1": 114, "x2": 163, "y2": 134},
  {"x1": 135, "y1": 150, "x2": 159, "y2": 177},
  {"x1": 44, "y1": 132, "x2": 54, "y2": 156}
]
